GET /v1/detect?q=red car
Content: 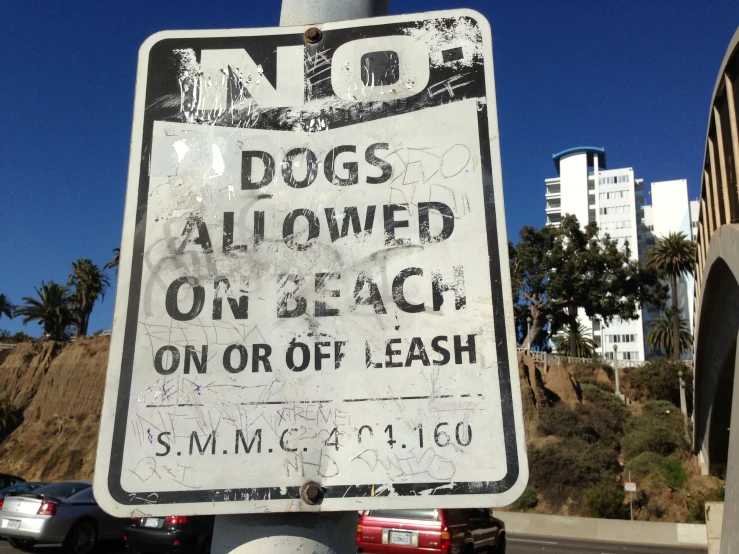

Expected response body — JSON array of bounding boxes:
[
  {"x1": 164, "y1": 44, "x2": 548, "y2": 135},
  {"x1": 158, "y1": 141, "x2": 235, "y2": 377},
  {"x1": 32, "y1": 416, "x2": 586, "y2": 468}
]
[{"x1": 357, "y1": 508, "x2": 506, "y2": 553}]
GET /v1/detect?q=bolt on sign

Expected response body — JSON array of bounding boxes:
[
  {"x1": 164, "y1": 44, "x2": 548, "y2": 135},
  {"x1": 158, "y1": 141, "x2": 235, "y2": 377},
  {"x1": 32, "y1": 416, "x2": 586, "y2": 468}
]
[{"x1": 94, "y1": 9, "x2": 528, "y2": 516}]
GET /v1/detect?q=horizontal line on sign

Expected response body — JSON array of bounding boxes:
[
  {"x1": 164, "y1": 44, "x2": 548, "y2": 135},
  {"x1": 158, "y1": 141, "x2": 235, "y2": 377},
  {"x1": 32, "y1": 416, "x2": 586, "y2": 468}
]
[
  {"x1": 145, "y1": 403, "x2": 203, "y2": 408},
  {"x1": 146, "y1": 395, "x2": 485, "y2": 409},
  {"x1": 240, "y1": 400, "x2": 331, "y2": 406}
]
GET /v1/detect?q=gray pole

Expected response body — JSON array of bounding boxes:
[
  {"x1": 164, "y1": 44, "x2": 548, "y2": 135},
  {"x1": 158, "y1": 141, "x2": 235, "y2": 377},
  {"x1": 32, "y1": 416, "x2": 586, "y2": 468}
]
[
  {"x1": 211, "y1": 2, "x2": 388, "y2": 552},
  {"x1": 613, "y1": 344, "x2": 621, "y2": 397},
  {"x1": 629, "y1": 470, "x2": 633, "y2": 521},
  {"x1": 280, "y1": 0, "x2": 388, "y2": 25}
]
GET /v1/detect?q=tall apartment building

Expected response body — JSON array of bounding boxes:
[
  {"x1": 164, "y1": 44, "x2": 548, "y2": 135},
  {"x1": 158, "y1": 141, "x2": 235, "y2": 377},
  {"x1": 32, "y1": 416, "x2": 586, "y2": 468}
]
[
  {"x1": 642, "y1": 179, "x2": 700, "y2": 341},
  {"x1": 545, "y1": 147, "x2": 647, "y2": 361},
  {"x1": 545, "y1": 148, "x2": 698, "y2": 361}
]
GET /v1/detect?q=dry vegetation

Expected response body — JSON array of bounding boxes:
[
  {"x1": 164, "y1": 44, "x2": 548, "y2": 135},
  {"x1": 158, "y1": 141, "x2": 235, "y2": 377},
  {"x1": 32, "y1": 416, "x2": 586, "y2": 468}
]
[{"x1": 509, "y1": 352, "x2": 724, "y2": 522}]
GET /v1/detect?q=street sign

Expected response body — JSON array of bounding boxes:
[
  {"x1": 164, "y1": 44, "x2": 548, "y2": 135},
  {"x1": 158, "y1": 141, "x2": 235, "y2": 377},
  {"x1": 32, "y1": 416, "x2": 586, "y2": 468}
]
[
  {"x1": 625, "y1": 482, "x2": 637, "y2": 492},
  {"x1": 94, "y1": 9, "x2": 527, "y2": 516}
]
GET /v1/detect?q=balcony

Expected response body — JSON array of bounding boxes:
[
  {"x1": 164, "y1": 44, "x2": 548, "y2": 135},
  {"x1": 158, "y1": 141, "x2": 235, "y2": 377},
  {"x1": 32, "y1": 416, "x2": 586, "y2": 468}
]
[
  {"x1": 545, "y1": 185, "x2": 561, "y2": 198},
  {"x1": 546, "y1": 195, "x2": 561, "y2": 210}
]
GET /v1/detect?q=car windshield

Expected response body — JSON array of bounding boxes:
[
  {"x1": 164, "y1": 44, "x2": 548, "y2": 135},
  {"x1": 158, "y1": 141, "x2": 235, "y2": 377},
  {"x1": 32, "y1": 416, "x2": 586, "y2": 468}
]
[
  {"x1": 30, "y1": 482, "x2": 91, "y2": 499},
  {"x1": 368, "y1": 509, "x2": 440, "y2": 521}
]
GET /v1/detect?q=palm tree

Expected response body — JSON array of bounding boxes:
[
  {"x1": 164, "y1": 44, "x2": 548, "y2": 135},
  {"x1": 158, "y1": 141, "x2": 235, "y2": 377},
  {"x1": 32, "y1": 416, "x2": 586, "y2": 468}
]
[
  {"x1": 556, "y1": 324, "x2": 597, "y2": 358},
  {"x1": 646, "y1": 232, "x2": 697, "y2": 360},
  {"x1": 0, "y1": 294, "x2": 14, "y2": 320},
  {"x1": 68, "y1": 258, "x2": 110, "y2": 337},
  {"x1": 647, "y1": 311, "x2": 693, "y2": 357},
  {"x1": 104, "y1": 248, "x2": 120, "y2": 274},
  {"x1": 15, "y1": 281, "x2": 74, "y2": 341}
]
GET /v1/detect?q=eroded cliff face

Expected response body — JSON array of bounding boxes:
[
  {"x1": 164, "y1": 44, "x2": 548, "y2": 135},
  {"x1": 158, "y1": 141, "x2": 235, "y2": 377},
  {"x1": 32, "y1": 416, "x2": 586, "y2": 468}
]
[{"x1": 0, "y1": 336, "x2": 110, "y2": 481}]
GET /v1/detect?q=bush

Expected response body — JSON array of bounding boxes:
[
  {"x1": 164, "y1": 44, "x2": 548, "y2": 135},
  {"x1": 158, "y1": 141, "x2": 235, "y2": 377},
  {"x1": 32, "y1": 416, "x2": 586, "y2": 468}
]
[
  {"x1": 629, "y1": 359, "x2": 693, "y2": 412},
  {"x1": 658, "y1": 458, "x2": 687, "y2": 489},
  {"x1": 538, "y1": 387, "x2": 628, "y2": 451},
  {"x1": 625, "y1": 452, "x2": 666, "y2": 481},
  {"x1": 622, "y1": 425, "x2": 679, "y2": 459},
  {"x1": 622, "y1": 401, "x2": 688, "y2": 459},
  {"x1": 538, "y1": 406, "x2": 580, "y2": 438},
  {"x1": 529, "y1": 438, "x2": 621, "y2": 509},
  {"x1": 0, "y1": 397, "x2": 21, "y2": 441},
  {"x1": 511, "y1": 487, "x2": 538, "y2": 510},
  {"x1": 583, "y1": 482, "x2": 629, "y2": 519}
]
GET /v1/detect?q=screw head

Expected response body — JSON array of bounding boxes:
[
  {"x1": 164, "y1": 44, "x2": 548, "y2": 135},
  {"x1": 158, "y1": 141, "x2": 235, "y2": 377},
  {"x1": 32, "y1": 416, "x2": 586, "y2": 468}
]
[
  {"x1": 300, "y1": 481, "x2": 324, "y2": 504},
  {"x1": 305, "y1": 27, "x2": 322, "y2": 44}
]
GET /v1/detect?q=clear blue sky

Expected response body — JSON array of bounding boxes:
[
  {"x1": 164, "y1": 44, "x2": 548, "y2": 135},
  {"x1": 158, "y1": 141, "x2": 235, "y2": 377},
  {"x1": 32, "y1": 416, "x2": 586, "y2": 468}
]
[{"x1": 1, "y1": 0, "x2": 736, "y2": 337}]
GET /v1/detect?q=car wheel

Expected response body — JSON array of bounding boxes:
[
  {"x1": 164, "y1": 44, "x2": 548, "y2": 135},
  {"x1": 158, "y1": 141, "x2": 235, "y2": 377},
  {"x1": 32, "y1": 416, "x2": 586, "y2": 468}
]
[
  {"x1": 63, "y1": 520, "x2": 98, "y2": 554},
  {"x1": 494, "y1": 534, "x2": 506, "y2": 554},
  {"x1": 7, "y1": 538, "x2": 35, "y2": 551},
  {"x1": 200, "y1": 534, "x2": 213, "y2": 554}
]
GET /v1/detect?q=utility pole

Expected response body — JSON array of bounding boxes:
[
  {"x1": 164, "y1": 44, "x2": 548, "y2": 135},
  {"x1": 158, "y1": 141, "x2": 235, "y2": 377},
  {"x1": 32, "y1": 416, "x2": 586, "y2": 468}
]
[
  {"x1": 210, "y1": 2, "x2": 389, "y2": 552},
  {"x1": 613, "y1": 343, "x2": 624, "y2": 403}
]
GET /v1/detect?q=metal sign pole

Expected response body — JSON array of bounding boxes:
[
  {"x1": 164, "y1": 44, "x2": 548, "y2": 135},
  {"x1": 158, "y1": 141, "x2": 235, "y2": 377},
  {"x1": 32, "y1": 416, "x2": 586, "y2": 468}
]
[
  {"x1": 279, "y1": 0, "x2": 388, "y2": 25},
  {"x1": 208, "y1": 2, "x2": 388, "y2": 552},
  {"x1": 629, "y1": 470, "x2": 633, "y2": 521}
]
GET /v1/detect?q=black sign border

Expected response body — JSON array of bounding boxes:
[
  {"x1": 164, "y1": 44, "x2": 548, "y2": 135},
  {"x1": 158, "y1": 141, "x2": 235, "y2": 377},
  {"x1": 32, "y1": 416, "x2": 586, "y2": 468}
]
[{"x1": 106, "y1": 15, "x2": 521, "y2": 508}]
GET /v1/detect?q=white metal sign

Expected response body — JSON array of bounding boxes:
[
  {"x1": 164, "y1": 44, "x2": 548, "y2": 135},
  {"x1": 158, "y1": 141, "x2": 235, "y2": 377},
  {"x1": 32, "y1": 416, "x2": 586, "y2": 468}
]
[
  {"x1": 95, "y1": 9, "x2": 527, "y2": 516},
  {"x1": 624, "y1": 482, "x2": 637, "y2": 492}
]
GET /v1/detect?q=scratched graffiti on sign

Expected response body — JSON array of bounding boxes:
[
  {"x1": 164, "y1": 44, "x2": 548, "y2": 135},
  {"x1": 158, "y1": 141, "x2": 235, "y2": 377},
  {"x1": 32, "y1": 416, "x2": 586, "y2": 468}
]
[{"x1": 94, "y1": 10, "x2": 528, "y2": 516}]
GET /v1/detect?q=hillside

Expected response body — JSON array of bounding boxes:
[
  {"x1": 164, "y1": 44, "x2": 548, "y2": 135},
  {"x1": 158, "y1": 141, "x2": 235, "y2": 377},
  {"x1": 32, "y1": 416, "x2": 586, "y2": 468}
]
[
  {"x1": 0, "y1": 340, "x2": 725, "y2": 522},
  {"x1": 511, "y1": 352, "x2": 725, "y2": 522},
  {"x1": 0, "y1": 337, "x2": 109, "y2": 481}
]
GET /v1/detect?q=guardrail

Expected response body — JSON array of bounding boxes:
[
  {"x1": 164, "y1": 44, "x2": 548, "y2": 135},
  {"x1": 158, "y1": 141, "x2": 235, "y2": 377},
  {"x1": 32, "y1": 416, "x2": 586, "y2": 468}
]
[
  {"x1": 0, "y1": 343, "x2": 15, "y2": 351},
  {"x1": 516, "y1": 348, "x2": 694, "y2": 370},
  {"x1": 69, "y1": 329, "x2": 112, "y2": 342}
]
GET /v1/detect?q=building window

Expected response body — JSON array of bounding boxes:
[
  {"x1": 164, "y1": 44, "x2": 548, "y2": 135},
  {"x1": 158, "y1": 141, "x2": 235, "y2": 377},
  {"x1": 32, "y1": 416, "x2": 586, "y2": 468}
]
[
  {"x1": 601, "y1": 220, "x2": 632, "y2": 231},
  {"x1": 599, "y1": 190, "x2": 629, "y2": 201},
  {"x1": 600, "y1": 205, "x2": 631, "y2": 215}
]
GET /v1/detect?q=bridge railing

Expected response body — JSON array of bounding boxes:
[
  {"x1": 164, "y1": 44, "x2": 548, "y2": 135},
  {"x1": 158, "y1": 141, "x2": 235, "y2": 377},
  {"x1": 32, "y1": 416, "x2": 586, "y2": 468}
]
[{"x1": 516, "y1": 347, "x2": 694, "y2": 371}]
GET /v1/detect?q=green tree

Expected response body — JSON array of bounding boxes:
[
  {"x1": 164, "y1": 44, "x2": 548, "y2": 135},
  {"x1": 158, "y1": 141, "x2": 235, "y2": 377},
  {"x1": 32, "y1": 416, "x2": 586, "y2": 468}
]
[
  {"x1": 510, "y1": 225, "x2": 559, "y2": 349},
  {"x1": 555, "y1": 324, "x2": 597, "y2": 358},
  {"x1": 629, "y1": 359, "x2": 692, "y2": 410},
  {"x1": 0, "y1": 294, "x2": 14, "y2": 320},
  {"x1": 15, "y1": 281, "x2": 74, "y2": 340},
  {"x1": 646, "y1": 232, "x2": 697, "y2": 360},
  {"x1": 68, "y1": 258, "x2": 110, "y2": 337},
  {"x1": 511, "y1": 215, "x2": 666, "y2": 356},
  {"x1": 646, "y1": 312, "x2": 693, "y2": 357},
  {"x1": 104, "y1": 248, "x2": 120, "y2": 274}
]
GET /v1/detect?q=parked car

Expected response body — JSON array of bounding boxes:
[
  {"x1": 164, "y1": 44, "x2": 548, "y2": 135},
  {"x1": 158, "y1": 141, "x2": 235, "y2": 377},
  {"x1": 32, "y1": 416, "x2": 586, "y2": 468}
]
[
  {"x1": 0, "y1": 482, "x2": 46, "y2": 498},
  {"x1": 0, "y1": 480, "x2": 127, "y2": 553},
  {"x1": 125, "y1": 515, "x2": 214, "y2": 553},
  {"x1": 0, "y1": 474, "x2": 25, "y2": 490},
  {"x1": 356, "y1": 508, "x2": 506, "y2": 553}
]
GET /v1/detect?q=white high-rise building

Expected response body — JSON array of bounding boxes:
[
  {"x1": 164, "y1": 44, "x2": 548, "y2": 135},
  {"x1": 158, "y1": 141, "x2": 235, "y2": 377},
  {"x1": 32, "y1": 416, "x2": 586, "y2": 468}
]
[
  {"x1": 545, "y1": 147, "x2": 647, "y2": 362},
  {"x1": 642, "y1": 180, "x2": 699, "y2": 350},
  {"x1": 545, "y1": 148, "x2": 699, "y2": 362}
]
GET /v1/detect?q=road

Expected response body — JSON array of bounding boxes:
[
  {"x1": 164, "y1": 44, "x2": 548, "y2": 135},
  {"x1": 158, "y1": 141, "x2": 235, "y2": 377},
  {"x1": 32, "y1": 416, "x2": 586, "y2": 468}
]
[
  {"x1": 0, "y1": 541, "x2": 126, "y2": 553},
  {"x1": 0, "y1": 536, "x2": 708, "y2": 553}
]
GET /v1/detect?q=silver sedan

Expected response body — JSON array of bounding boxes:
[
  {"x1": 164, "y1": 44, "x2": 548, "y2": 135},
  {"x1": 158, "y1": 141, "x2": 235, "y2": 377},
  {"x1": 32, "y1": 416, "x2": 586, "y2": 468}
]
[{"x1": 0, "y1": 481, "x2": 127, "y2": 553}]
